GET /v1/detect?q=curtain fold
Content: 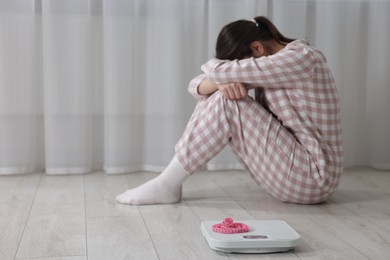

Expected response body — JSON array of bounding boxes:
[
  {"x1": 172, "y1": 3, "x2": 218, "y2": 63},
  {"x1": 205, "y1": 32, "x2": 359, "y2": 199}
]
[
  {"x1": 0, "y1": 0, "x2": 389, "y2": 175},
  {"x1": 0, "y1": 0, "x2": 42, "y2": 174}
]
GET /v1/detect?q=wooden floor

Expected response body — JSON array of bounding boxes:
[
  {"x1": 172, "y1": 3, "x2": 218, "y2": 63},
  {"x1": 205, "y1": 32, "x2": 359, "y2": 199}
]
[{"x1": 1, "y1": 166, "x2": 390, "y2": 260}]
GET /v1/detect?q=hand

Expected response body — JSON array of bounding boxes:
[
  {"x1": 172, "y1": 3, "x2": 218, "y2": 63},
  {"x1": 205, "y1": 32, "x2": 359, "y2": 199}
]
[{"x1": 218, "y1": 82, "x2": 248, "y2": 100}]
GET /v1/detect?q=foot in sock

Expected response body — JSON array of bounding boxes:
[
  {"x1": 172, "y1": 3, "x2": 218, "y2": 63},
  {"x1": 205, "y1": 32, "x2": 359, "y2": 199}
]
[
  {"x1": 115, "y1": 176, "x2": 182, "y2": 205},
  {"x1": 116, "y1": 155, "x2": 189, "y2": 205}
]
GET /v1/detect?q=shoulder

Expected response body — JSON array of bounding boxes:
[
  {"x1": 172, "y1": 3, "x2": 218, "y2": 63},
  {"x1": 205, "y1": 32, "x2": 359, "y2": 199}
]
[
  {"x1": 273, "y1": 39, "x2": 315, "y2": 67},
  {"x1": 287, "y1": 40, "x2": 326, "y2": 59},
  {"x1": 283, "y1": 39, "x2": 328, "y2": 64},
  {"x1": 284, "y1": 39, "x2": 315, "y2": 55}
]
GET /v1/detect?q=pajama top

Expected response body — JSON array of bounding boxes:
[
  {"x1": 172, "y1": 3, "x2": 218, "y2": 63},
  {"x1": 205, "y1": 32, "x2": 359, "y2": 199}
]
[{"x1": 188, "y1": 39, "x2": 343, "y2": 194}]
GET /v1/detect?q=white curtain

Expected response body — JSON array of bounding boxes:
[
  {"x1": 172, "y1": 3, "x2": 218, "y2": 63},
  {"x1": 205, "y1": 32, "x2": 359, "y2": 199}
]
[{"x1": 0, "y1": 0, "x2": 389, "y2": 175}]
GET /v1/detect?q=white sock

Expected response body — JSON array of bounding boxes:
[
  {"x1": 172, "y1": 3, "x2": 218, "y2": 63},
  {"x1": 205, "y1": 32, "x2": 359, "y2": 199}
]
[{"x1": 116, "y1": 155, "x2": 190, "y2": 205}]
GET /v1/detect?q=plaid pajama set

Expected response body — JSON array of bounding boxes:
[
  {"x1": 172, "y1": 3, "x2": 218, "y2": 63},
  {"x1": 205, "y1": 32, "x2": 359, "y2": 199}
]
[{"x1": 175, "y1": 40, "x2": 343, "y2": 204}]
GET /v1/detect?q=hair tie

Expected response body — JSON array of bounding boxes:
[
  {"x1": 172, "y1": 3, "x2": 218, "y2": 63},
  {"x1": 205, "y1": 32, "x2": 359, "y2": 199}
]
[{"x1": 250, "y1": 18, "x2": 259, "y2": 27}]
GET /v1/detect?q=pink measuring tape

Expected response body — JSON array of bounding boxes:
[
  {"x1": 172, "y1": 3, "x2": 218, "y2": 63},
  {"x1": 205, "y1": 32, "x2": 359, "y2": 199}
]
[{"x1": 212, "y1": 218, "x2": 249, "y2": 234}]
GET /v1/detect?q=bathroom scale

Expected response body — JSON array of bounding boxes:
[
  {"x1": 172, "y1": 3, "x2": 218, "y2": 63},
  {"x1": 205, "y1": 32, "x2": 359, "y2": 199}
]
[{"x1": 201, "y1": 219, "x2": 302, "y2": 253}]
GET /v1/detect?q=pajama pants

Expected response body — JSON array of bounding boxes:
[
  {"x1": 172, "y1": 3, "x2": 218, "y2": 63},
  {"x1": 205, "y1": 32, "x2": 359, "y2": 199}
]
[{"x1": 175, "y1": 91, "x2": 329, "y2": 204}]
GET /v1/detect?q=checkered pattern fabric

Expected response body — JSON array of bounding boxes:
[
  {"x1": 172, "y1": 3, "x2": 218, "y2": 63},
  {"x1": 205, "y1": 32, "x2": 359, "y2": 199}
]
[{"x1": 176, "y1": 40, "x2": 343, "y2": 204}]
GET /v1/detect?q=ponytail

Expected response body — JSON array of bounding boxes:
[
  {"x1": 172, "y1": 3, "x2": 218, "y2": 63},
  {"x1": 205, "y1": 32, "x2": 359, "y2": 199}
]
[
  {"x1": 252, "y1": 16, "x2": 295, "y2": 45},
  {"x1": 215, "y1": 16, "x2": 295, "y2": 60}
]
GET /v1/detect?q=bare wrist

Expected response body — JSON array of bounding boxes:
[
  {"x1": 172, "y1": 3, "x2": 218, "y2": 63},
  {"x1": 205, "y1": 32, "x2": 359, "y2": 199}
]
[{"x1": 198, "y1": 78, "x2": 218, "y2": 96}]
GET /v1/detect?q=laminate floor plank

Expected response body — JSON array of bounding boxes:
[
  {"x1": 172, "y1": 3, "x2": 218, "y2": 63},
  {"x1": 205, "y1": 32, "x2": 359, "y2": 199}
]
[
  {"x1": 341, "y1": 167, "x2": 390, "y2": 193},
  {"x1": 84, "y1": 172, "x2": 140, "y2": 218},
  {"x1": 0, "y1": 173, "x2": 41, "y2": 260},
  {"x1": 139, "y1": 203, "x2": 229, "y2": 260},
  {"x1": 1, "y1": 195, "x2": 37, "y2": 260},
  {"x1": 0, "y1": 173, "x2": 42, "y2": 195},
  {"x1": 15, "y1": 175, "x2": 86, "y2": 259},
  {"x1": 331, "y1": 173, "x2": 390, "y2": 234},
  {"x1": 86, "y1": 216, "x2": 158, "y2": 260},
  {"x1": 183, "y1": 172, "x2": 255, "y2": 221},
  {"x1": 16, "y1": 256, "x2": 86, "y2": 260}
]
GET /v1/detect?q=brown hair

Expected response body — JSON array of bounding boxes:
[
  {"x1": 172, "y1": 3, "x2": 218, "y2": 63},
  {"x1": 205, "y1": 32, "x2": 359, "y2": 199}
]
[{"x1": 215, "y1": 16, "x2": 295, "y2": 60}]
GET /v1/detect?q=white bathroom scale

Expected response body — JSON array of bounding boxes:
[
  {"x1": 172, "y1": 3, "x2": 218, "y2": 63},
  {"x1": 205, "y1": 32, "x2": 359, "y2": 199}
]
[{"x1": 201, "y1": 220, "x2": 301, "y2": 253}]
